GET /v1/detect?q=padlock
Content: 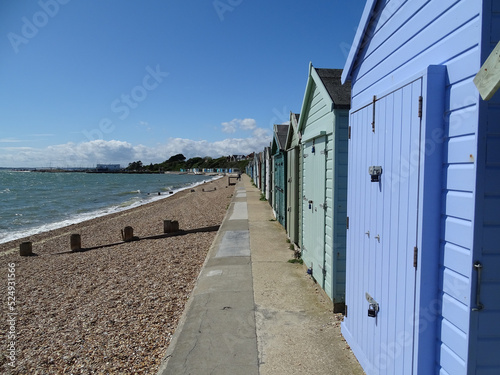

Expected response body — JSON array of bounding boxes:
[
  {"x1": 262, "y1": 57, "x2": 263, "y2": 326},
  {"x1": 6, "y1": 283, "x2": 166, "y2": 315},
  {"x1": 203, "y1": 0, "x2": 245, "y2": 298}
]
[
  {"x1": 368, "y1": 305, "x2": 377, "y2": 317},
  {"x1": 366, "y1": 292, "x2": 379, "y2": 318}
]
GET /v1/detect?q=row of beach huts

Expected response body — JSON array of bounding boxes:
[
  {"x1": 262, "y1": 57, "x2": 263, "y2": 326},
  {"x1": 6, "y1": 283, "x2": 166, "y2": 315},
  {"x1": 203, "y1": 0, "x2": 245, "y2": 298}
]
[{"x1": 247, "y1": 1, "x2": 499, "y2": 374}]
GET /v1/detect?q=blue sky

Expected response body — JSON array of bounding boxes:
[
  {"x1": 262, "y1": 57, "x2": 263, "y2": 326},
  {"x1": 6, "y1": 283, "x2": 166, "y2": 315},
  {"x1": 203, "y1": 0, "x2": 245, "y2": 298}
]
[{"x1": 0, "y1": 0, "x2": 366, "y2": 168}]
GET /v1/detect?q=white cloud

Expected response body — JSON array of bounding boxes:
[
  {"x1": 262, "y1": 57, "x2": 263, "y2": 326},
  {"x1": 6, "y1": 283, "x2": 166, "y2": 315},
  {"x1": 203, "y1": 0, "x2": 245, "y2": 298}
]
[
  {"x1": 0, "y1": 138, "x2": 24, "y2": 143},
  {"x1": 239, "y1": 118, "x2": 257, "y2": 130},
  {"x1": 0, "y1": 134, "x2": 273, "y2": 168},
  {"x1": 221, "y1": 119, "x2": 237, "y2": 133},
  {"x1": 252, "y1": 127, "x2": 270, "y2": 139},
  {"x1": 221, "y1": 118, "x2": 258, "y2": 133}
]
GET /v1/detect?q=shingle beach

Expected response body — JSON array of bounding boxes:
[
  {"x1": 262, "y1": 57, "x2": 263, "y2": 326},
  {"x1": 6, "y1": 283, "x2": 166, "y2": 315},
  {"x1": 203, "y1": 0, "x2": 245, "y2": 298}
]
[{"x1": 0, "y1": 177, "x2": 234, "y2": 374}]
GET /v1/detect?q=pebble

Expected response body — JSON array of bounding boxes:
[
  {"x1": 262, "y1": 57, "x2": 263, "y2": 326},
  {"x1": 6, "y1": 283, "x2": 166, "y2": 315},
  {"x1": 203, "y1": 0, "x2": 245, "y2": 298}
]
[{"x1": 0, "y1": 178, "x2": 234, "y2": 374}]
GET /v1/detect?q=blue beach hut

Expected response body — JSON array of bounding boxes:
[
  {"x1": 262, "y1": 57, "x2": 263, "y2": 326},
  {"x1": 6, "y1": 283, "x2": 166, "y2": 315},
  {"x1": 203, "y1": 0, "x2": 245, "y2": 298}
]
[
  {"x1": 272, "y1": 124, "x2": 289, "y2": 227},
  {"x1": 298, "y1": 64, "x2": 351, "y2": 312},
  {"x1": 260, "y1": 150, "x2": 266, "y2": 194},
  {"x1": 341, "y1": 1, "x2": 500, "y2": 374}
]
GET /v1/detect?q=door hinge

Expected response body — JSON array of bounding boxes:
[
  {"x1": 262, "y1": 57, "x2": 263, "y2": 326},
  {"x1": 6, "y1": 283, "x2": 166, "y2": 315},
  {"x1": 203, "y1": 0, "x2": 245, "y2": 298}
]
[
  {"x1": 348, "y1": 126, "x2": 351, "y2": 139},
  {"x1": 346, "y1": 216, "x2": 349, "y2": 229},
  {"x1": 413, "y1": 246, "x2": 418, "y2": 268},
  {"x1": 418, "y1": 96, "x2": 423, "y2": 118},
  {"x1": 345, "y1": 304, "x2": 348, "y2": 317}
]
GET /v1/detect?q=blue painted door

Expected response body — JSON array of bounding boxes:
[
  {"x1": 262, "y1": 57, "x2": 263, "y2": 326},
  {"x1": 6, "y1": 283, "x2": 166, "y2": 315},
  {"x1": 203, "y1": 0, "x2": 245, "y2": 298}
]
[
  {"x1": 274, "y1": 153, "x2": 286, "y2": 227},
  {"x1": 302, "y1": 136, "x2": 326, "y2": 287},
  {"x1": 345, "y1": 79, "x2": 422, "y2": 374}
]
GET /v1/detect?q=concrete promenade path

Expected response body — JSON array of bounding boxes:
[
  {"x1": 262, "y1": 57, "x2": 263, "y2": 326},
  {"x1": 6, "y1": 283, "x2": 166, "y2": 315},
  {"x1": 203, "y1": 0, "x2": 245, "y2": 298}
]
[{"x1": 157, "y1": 175, "x2": 364, "y2": 375}]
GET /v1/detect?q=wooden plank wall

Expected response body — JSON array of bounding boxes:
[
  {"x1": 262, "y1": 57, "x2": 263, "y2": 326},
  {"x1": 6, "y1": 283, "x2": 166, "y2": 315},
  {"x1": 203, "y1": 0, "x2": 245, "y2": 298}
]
[{"x1": 347, "y1": 0, "x2": 483, "y2": 373}]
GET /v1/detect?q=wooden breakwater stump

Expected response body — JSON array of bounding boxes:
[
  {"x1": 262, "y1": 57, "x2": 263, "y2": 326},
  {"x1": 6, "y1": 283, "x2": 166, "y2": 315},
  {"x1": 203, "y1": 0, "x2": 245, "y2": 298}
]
[
  {"x1": 19, "y1": 241, "x2": 33, "y2": 256},
  {"x1": 122, "y1": 226, "x2": 134, "y2": 242},
  {"x1": 164, "y1": 220, "x2": 179, "y2": 234},
  {"x1": 70, "y1": 234, "x2": 81, "y2": 251}
]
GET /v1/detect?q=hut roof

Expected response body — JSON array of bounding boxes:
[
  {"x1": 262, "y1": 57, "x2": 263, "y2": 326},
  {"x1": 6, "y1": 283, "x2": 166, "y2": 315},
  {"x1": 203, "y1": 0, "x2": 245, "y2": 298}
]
[{"x1": 315, "y1": 68, "x2": 351, "y2": 109}]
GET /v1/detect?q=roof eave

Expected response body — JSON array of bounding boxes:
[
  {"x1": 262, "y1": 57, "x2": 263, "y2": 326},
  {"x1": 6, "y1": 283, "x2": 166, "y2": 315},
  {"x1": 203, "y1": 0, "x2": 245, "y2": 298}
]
[
  {"x1": 297, "y1": 62, "x2": 314, "y2": 134},
  {"x1": 341, "y1": 0, "x2": 378, "y2": 84},
  {"x1": 285, "y1": 112, "x2": 299, "y2": 150},
  {"x1": 297, "y1": 64, "x2": 335, "y2": 134}
]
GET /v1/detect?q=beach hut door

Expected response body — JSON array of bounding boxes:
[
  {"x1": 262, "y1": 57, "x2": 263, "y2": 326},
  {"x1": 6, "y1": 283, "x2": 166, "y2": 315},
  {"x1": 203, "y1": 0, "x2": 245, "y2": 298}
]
[
  {"x1": 346, "y1": 79, "x2": 422, "y2": 374},
  {"x1": 302, "y1": 135, "x2": 327, "y2": 288}
]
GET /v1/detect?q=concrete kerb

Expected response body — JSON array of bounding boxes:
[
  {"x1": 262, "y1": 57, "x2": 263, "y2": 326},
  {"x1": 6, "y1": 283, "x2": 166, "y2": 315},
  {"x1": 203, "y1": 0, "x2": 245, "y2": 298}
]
[
  {"x1": 157, "y1": 182, "x2": 254, "y2": 375},
  {"x1": 156, "y1": 184, "x2": 240, "y2": 374}
]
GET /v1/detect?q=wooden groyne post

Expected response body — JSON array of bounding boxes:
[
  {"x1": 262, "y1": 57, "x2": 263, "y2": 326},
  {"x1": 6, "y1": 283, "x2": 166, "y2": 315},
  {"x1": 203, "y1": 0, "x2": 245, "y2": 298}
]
[
  {"x1": 164, "y1": 220, "x2": 179, "y2": 234},
  {"x1": 70, "y1": 234, "x2": 81, "y2": 251},
  {"x1": 122, "y1": 226, "x2": 134, "y2": 242},
  {"x1": 19, "y1": 241, "x2": 32, "y2": 256}
]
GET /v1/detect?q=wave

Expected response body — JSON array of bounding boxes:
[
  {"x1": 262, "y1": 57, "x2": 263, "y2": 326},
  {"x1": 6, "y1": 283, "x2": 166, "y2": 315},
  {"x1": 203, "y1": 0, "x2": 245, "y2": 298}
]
[
  {"x1": 117, "y1": 189, "x2": 142, "y2": 196},
  {"x1": 0, "y1": 175, "x2": 221, "y2": 244}
]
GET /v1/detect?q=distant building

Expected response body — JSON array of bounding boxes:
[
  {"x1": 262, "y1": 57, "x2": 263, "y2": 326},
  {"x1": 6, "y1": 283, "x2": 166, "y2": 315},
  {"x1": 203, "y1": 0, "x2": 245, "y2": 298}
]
[
  {"x1": 96, "y1": 164, "x2": 121, "y2": 172},
  {"x1": 227, "y1": 155, "x2": 247, "y2": 162}
]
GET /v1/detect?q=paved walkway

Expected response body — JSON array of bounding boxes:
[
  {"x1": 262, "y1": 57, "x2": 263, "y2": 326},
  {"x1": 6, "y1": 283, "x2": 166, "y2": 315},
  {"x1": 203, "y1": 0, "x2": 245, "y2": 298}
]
[{"x1": 157, "y1": 175, "x2": 364, "y2": 375}]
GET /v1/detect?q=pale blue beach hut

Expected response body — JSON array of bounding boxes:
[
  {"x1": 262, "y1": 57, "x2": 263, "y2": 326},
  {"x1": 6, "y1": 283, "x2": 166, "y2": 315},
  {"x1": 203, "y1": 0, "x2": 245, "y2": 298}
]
[
  {"x1": 272, "y1": 124, "x2": 289, "y2": 227},
  {"x1": 298, "y1": 65, "x2": 350, "y2": 312},
  {"x1": 341, "y1": 1, "x2": 500, "y2": 374}
]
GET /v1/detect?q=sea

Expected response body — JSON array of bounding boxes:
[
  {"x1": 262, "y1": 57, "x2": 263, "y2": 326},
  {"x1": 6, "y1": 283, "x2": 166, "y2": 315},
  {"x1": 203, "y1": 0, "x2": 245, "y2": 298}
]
[{"x1": 0, "y1": 170, "x2": 218, "y2": 244}]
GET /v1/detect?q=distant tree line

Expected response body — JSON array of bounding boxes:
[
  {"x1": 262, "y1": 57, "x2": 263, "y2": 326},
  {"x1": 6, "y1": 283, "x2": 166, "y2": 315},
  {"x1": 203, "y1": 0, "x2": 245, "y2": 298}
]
[{"x1": 125, "y1": 154, "x2": 249, "y2": 172}]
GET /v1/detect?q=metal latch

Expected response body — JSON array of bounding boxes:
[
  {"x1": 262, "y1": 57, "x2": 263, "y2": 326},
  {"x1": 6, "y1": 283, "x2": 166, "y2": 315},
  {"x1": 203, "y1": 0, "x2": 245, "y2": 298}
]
[
  {"x1": 319, "y1": 202, "x2": 328, "y2": 210},
  {"x1": 369, "y1": 166, "x2": 383, "y2": 182},
  {"x1": 366, "y1": 292, "x2": 379, "y2": 318}
]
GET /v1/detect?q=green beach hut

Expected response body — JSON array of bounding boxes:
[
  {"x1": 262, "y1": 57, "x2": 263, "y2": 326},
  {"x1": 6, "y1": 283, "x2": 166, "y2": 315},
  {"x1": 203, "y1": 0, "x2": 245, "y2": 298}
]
[
  {"x1": 298, "y1": 64, "x2": 350, "y2": 311},
  {"x1": 285, "y1": 113, "x2": 301, "y2": 247},
  {"x1": 259, "y1": 150, "x2": 266, "y2": 196},
  {"x1": 264, "y1": 146, "x2": 272, "y2": 205}
]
